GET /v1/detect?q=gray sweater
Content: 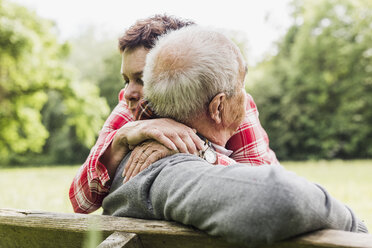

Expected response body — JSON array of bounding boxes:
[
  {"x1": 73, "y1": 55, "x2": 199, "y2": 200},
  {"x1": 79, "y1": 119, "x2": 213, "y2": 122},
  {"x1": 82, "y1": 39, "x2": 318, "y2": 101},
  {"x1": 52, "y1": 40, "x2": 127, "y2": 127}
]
[{"x1": 102, "y1": 153, "x2": 368, "y2": 247}]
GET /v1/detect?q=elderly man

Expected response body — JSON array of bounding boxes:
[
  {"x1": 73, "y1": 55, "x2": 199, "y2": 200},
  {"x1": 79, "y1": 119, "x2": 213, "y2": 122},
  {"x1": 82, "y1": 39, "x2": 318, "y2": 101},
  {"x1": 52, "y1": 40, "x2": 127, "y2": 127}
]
[{"x1": 102, "y1": 26, "x2": 367, "y2": 247}]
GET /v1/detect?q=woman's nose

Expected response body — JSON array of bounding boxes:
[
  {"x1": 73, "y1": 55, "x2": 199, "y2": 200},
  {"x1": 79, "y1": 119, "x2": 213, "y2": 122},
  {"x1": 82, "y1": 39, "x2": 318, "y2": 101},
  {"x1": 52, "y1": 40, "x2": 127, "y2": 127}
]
[{"x1": 124, "y1": 82, "x2": 142, "y2": 102}]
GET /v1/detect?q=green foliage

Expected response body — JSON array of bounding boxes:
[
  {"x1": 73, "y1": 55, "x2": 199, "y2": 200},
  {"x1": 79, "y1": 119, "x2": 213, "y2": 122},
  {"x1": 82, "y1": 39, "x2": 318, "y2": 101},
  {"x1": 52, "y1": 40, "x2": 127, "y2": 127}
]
[
  {"x1": 249, "y1": 0, "x2": 372, "y2": 160},
  {"x1": 0, "y1": 0, "x2": 56, "y2": 159},
  {"x1": 66, "y1": 27, "x2": 118, "y2": 84},
  {"x1": 66, "y1": 27, "x2": 122, "y2": 111},
  {"x1": 0, "y1": 0, "x2": 109, "y2": 164},
  {"x1": 97, "y1": 52, "x2": 123, "y2": 110}
]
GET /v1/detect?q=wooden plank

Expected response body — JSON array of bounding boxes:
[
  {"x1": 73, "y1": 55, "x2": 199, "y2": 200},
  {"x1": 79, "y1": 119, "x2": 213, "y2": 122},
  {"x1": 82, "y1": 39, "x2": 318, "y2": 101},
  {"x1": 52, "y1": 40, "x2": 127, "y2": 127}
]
[
  {"x1": 97, "y1": 232, "x2": 143, "y2": 248},
  {"x1": 291, "y1": 229, "x2": 372, "y2": 248},
  {"x1": 0, "y1": 208, "x2": 241, "y2": 248},
  {"x1": 0, "y1": 208, "x2": 371, "y2": 248},
  {"x1": 0, "y1": 223, "x2": 95, "y2": 248},
  {"x1": 0, "y1": 208, "x2": 196, "y2": 235}
]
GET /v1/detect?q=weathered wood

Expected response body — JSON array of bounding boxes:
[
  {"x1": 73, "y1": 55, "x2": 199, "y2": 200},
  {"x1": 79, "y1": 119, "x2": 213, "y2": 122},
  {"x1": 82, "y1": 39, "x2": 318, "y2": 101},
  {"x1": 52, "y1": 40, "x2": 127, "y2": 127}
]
[
  {"x1": 0, "y1": 208, "x2": 243, "y2": 248},
  {"x1": 97, "y1": 232, "x2": 143, "y2": 248},
  {"x1": 290, "y1": 229, "x2": 372, "y2": 248},
  {"x1": 0, "y1": 208, "x2": 371, "y2": 248}
]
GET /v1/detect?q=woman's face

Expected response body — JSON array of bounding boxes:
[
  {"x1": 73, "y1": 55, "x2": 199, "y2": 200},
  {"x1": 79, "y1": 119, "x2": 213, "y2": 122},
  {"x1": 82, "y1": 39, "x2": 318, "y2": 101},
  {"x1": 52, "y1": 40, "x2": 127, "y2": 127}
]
[{"x1": 121, "y1": 46, "x2": 149, "y2": 115}]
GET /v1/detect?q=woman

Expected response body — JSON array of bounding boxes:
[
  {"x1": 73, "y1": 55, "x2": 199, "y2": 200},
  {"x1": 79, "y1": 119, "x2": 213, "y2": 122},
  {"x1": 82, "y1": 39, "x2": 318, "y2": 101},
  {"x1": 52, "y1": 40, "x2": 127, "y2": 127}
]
[{"x1": 69, "y1": 14, "x2": 278, "y2": 214}]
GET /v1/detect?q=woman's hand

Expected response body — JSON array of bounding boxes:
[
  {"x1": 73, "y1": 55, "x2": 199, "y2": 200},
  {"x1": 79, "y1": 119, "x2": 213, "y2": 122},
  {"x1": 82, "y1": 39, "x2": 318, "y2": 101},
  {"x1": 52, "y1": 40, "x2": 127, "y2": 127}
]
[
  {"x1": 115, "y1": 118, "x2": 204, "y2": 155},
  {"x1": 103, "y1": 118, "x2": 203, "y2": 182},
  {"x1": 122, "y1": 140, "x2": 177, "y2": 183}
]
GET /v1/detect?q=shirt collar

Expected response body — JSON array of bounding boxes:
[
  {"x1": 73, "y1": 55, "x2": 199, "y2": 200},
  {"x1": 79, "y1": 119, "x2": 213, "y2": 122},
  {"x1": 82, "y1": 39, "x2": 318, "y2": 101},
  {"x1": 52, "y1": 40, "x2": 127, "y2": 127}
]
[
  {"x1": 196, "y1": 133, "x2": 233, "y2": 156},
  {"x1": 211, "y1": 142, "x2": 233, "y2": 157}
]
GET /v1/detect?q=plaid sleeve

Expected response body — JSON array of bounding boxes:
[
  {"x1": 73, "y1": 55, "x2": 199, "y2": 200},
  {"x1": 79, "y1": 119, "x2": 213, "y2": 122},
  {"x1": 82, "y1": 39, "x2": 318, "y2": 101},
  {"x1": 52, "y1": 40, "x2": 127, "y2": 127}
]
[
  {"x1": 216, "y1": 153, "x2": 237, "y2": 166},
  {"x1": 69, "y1": 89, "x2": 134, "y2": 213},
  {"x1": 225, "y1": 93, "x2": 279, "y2": 165},
  {"x1": 216, "y1": 152, "x2": 265, "y2": 166}
]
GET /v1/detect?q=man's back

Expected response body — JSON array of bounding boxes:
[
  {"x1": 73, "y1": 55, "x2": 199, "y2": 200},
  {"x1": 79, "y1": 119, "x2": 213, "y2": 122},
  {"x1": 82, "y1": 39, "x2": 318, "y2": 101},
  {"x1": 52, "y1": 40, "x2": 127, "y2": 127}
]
[{"x1": 102, "y1": 152, "x2": 367, "y2": 246}]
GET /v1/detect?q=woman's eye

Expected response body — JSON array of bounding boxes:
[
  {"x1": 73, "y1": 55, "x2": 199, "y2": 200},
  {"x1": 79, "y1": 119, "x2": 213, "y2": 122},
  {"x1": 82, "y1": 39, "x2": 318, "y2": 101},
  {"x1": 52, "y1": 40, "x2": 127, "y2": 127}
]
[
  {"x1": 123, "y1": 79, "x2": 129, "y2": 86},
  {"x1": 136, "y1": 78, "x2": 144, "y2": 85}
]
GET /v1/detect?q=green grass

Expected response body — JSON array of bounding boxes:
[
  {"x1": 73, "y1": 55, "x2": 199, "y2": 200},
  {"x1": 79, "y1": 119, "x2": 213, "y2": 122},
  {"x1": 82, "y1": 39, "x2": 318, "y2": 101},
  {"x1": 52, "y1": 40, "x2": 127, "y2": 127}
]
[
  {"x1": 1, "y1": 160, "x2": 371, "y2": 231},
  {"x1": 0, "y1": 165, "x2": 80, "y2": 213},
  {"x1": 283, "y1": 160, "x2": 372, "y2": 231}
]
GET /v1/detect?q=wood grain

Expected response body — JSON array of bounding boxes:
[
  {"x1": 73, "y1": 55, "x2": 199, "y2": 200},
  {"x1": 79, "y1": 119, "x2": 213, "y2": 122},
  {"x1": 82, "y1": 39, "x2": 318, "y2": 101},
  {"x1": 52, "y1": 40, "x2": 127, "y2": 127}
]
[
  {"x1": 97, "y1": 232, "x2": 143, "y2": 248},
  {"x1": 0, "y1": 208, "x2": 371, "y2": 248}
]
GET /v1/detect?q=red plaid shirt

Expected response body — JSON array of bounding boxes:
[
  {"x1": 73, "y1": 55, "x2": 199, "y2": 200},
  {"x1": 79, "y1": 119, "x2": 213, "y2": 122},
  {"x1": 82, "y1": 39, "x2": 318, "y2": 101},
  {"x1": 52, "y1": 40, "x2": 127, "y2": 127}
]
[{"x1": 69, "y1": 89, "x2": 278, "y2": 213}]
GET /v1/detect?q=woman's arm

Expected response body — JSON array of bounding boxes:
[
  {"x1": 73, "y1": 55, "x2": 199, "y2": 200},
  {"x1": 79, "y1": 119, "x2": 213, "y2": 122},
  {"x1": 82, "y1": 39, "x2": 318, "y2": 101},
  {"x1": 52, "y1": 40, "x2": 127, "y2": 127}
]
[
  {"x1": 70, "y1": 91, "x2": 204, "y2": 213},
  {"x1": 102, "y1": 118, "x2": 205, "y2": 182},
  {"x1": 69, "y1": 99, "x2": 134, "y2": 213}
]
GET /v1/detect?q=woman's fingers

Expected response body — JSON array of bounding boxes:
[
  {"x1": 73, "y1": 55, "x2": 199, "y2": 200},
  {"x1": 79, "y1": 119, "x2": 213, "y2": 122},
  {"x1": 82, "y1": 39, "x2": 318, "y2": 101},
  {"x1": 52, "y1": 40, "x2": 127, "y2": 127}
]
[
  {"x1": 143, "y1": 119, "x2": 204, "y2": 154},
  {"x1": 147, "y1": 129, "x2": 177, "y2": 151},
  {"x1": 190, "y1": 129, "x2": 205, "y2": 151},
  {"x1": 120, "y1": 118, "x2": 204, "y2": 156},
  {"x1": 121, "y1": 118, "x2": 207, "y2": 183},
  {"x1": 177, "y1": 131, "x2": 199, "y2": 155}
]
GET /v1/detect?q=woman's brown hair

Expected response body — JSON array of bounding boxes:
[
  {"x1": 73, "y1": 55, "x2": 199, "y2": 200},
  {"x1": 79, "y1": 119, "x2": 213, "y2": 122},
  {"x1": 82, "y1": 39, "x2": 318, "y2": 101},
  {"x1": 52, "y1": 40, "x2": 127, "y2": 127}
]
[{"x1": 118, "y1": 14, "x2": 195, "y2": 52}]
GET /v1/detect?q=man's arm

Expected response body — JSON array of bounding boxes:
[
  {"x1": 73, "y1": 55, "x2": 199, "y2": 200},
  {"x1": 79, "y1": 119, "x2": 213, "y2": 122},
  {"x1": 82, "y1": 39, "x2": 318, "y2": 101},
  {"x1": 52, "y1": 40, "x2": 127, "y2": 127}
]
[
  {"x1": 103, "y1": 154, "x2": 368, "y2": 246},
  {"x1": 226, "y1": 93, "x2": 279, "y2": 165}
]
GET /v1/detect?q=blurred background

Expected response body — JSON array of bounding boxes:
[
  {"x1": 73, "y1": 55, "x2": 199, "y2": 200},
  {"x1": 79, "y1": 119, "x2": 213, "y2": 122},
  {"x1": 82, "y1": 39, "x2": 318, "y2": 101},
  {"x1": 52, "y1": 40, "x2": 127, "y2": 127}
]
[{"x1": 0, "y1": 0, "x2": 371, "y2": 228}]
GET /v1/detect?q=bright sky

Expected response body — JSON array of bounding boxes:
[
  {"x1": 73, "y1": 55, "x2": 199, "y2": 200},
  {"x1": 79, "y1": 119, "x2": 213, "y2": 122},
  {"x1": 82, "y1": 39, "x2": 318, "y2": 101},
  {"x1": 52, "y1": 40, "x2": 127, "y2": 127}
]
[{"x1": 14, "y1": 0, "x2": 293, "y2": 65}]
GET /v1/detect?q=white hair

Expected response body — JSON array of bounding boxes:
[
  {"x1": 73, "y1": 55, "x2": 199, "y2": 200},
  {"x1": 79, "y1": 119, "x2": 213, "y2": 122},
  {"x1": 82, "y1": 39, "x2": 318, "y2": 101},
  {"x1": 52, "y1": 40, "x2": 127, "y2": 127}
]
[{"x1": 143, "y1": 25, "x2": 244, "y2": 123}]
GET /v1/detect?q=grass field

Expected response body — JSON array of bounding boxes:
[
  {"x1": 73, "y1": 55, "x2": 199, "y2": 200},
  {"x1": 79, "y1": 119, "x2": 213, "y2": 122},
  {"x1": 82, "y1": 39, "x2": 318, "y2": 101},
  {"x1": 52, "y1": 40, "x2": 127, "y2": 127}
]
[
  {"x1": 1, "y1": 160, "x2": 371, "y2": 231},
  {"x1": 0, "y1": 165, "x2": 79, "y2": 213}
]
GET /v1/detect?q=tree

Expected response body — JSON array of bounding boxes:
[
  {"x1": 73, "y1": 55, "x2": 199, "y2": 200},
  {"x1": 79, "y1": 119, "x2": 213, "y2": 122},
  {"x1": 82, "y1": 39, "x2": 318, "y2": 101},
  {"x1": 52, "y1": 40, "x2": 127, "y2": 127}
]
[
  {"x1": 249, "y1": 0, "x2": 372, "y2": 160},
  {"x1": 97, "y1": 51, "x2": 123, "y2": 110},
  {"x1": 0, "y1": 0, "x2": 109, "y2": 164}
]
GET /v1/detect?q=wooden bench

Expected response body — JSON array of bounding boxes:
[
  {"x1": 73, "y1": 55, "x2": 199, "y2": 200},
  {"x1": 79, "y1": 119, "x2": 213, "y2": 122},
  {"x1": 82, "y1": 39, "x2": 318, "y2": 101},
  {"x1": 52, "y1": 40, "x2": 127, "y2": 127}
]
[{"x1": 0, "y1": 208, "x2": 371, "y2": 248}]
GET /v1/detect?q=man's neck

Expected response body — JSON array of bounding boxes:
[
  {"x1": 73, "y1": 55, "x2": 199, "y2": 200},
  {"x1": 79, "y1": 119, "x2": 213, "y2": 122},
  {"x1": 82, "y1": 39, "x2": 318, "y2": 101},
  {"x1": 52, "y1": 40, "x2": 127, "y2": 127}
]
[{"x1": 188, "y1": 116, "x2": 231, "y2": 147}]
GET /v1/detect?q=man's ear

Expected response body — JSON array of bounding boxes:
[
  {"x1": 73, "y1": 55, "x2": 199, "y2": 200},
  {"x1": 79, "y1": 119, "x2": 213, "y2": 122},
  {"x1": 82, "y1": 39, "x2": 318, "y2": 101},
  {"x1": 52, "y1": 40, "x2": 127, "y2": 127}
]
[{"x1": 208, "y1": 93, "x2": 226, "y2": 125}]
